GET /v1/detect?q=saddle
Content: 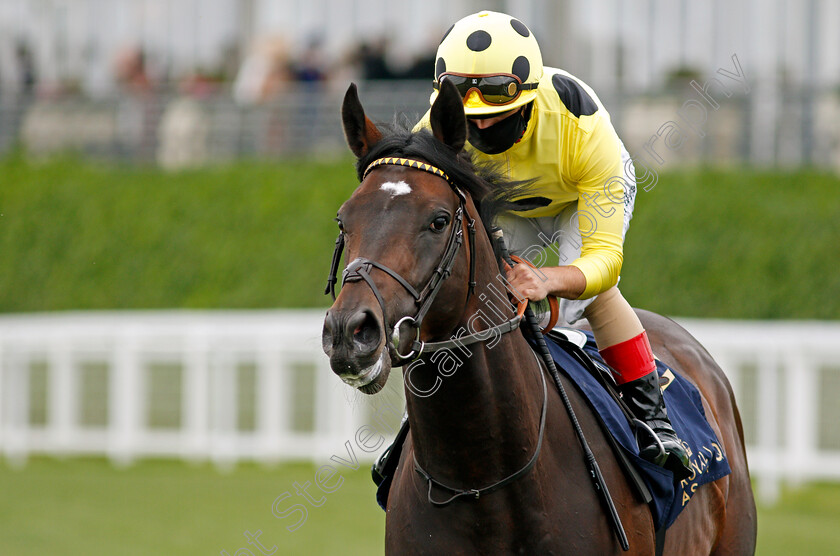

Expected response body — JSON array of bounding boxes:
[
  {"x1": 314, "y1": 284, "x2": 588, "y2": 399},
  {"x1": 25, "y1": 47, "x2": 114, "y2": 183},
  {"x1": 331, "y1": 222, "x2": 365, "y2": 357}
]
[{"x1": 538, "y1": 327, "x2": 731, "y2": 530}]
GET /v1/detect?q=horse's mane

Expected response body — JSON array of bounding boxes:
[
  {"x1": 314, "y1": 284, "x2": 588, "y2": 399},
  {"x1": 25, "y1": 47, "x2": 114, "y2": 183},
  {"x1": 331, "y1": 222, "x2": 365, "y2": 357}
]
[{"x1": 355, "y1": 122, "x2": 535, "y2": 270}]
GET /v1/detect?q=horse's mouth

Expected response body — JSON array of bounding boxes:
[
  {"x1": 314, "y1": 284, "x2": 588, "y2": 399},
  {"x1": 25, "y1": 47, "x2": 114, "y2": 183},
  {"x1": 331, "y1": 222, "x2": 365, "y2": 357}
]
[{"x1": 338, "y1": 350, "x2": 389, "y2": 394}]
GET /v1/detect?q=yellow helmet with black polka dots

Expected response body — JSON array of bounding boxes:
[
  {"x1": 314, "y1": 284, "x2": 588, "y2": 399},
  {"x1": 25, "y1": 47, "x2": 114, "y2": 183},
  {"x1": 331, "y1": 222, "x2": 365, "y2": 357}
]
[{"x1": 431, "y1": 11, "x2": 543, "y2": 116}]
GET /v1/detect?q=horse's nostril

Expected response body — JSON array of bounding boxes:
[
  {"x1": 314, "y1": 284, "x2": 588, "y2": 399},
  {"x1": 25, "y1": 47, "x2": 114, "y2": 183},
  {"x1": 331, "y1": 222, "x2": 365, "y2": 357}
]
[
  {"x1": 347, "y1": 310, "x2": 381, "y2": 349},
  {"x1": 355, "y1": 320, "x2": 379, "y2": 346}
]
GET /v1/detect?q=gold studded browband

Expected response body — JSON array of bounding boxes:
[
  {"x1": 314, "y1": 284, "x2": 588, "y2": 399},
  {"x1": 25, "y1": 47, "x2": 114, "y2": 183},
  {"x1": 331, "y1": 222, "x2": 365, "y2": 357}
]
[{"x1": 363, "y1": 157, "x2": 451, "y2": 183}]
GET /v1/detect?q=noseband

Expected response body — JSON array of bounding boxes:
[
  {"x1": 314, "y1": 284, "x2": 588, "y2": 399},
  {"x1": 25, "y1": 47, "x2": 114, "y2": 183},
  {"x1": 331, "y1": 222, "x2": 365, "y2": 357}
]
[{"x1": 325, "y1": 157, "x2": 524, "y2": 361}]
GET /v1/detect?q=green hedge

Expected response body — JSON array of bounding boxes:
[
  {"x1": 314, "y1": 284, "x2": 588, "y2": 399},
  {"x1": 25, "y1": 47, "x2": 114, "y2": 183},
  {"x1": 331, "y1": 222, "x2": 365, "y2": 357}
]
[
  {"x1": 620, "y1": 168, "x2": 840, "y2": 319},
  {"x1": 1, "y1": 155, "x2": 837, "y2": 318},
  {"x1": 0, "y1": 155, "x2": 357, "y2": 311}
]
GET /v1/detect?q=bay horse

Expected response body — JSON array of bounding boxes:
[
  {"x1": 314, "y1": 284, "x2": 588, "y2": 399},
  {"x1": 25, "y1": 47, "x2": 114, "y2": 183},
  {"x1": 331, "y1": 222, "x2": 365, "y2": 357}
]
[{"x1": 321, "y1": 80, "x2": 757, "y2": 555}]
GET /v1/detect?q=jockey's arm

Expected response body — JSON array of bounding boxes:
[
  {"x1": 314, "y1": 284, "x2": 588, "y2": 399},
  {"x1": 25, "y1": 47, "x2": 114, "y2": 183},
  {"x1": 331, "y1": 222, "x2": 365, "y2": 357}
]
[
  {"x1": 506, "y1": 263, "x2": 586, "y2": 300},
  {"x1": 507, "y1": 116, "x2": 627, "y2": 302}
]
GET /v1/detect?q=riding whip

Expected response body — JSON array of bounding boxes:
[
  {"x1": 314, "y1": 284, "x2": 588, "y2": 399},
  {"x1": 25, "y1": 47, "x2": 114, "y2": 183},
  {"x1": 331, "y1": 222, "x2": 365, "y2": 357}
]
[{"x1": 493, "y1": 228, "x2": 630, "y2": 552}]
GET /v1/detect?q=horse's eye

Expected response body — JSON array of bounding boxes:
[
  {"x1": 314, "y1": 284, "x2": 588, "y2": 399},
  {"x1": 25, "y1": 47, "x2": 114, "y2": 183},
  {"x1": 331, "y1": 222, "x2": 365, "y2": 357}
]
[{"x1": 430, "y1": 215, "x2": 449, "y2": 232}]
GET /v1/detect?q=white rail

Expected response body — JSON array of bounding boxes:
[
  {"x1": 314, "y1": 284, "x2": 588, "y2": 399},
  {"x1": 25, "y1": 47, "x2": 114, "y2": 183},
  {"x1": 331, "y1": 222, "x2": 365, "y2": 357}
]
[
  {"x1": 677, "y1": 319, "x2": 840, "y2": 504},
  {"x1": 1, "y1": 311, "x2": 838, "y2": 505},
  {"x1": 0, "y1": 311, "x2": 403, "y2": 469}
]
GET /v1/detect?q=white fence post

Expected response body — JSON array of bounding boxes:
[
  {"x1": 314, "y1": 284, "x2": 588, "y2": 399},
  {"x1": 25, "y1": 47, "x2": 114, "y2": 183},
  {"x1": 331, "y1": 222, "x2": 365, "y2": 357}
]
[
  {"x1": 109, "y1": 333, "x2": 141, "y2": 466},
  {"x1": 3, "y1": 350, "x2": 31, "y2": 466},
  {"x1": 0, "y1": 341, "x2": 3, "y2": 457},
  {"x1": 48, "y1": 338, "x2": 76, "y2": 454},
  {"x1": 183, "y1": 332, "x2": 210, "y2": 462},
  {"x1": 256, "y1": 340, "x2": 284, "y2": 462},
  {"x1": 784, "y1": 350, "x2": 817, "y2": 488},
  {"x1": 210, "y1": 349, "x2": 237, "y2": 467},
  {"x1": 756, "y1": 351, "x2": 781, "y2": 505}
]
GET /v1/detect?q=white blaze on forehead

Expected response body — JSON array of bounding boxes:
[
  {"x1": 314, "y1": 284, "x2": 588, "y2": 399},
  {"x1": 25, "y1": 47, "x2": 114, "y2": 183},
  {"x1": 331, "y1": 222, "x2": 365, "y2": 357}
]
[{"x1": 380, "y1": 180, "x2": 412, "y2": 196}]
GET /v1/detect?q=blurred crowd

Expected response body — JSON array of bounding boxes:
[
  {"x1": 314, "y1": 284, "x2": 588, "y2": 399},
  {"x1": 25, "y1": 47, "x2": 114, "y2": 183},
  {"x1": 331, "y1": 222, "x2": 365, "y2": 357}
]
[
  {"x1": 233, "y1": 35, "x2": 435, "y2": 104},
  {"x1": 0, "y1": 31, "x2": 444, "y2": 167},
  {"x1": 7, "y1": 28, "x2": 836, "y2": 171},
  {"x1": 1, "y1": 33, "x2": 437, "y2": 104}
]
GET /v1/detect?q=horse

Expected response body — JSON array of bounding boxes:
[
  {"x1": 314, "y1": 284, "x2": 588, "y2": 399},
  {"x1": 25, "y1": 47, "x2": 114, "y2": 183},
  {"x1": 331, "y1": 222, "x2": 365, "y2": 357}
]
[{"x1": 321, "y1": 80, "x2": 757, "y2": 555}]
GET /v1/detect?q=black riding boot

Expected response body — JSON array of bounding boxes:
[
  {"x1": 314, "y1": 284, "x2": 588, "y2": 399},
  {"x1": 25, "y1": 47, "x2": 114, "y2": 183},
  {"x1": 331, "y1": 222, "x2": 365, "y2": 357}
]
[{"x1": 620, "y1": 372, "x2": 691, "y2": 479}]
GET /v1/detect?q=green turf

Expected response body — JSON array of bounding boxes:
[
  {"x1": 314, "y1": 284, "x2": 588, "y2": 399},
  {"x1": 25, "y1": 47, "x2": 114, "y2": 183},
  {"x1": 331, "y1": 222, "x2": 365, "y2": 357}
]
[
  {"x1": 0, "y1": 458, "x2": 384, "y2": 556},
  {"x1": 756, "y1": 482, "x2": 840, "y2": 555},
  {"x1": 1, "y1": 457, "x2": 838, "y2": 555}
]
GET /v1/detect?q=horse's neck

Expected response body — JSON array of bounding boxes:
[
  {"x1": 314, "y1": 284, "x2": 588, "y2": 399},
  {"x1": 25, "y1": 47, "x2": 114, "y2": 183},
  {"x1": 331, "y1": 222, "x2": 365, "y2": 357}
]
[{"x1": 404, "y1": 256, "x2": 545, "y2": 486}]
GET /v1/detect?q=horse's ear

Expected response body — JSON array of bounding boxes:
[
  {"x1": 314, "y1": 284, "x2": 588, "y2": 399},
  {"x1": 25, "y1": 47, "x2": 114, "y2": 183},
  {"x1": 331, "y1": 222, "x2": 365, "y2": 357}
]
[
  {"x1": 341, "y1": 83, "x2": 382, "y2": 158},
  {"x1": 429, "y1": 79, "x2": 467, "y2": 152}
]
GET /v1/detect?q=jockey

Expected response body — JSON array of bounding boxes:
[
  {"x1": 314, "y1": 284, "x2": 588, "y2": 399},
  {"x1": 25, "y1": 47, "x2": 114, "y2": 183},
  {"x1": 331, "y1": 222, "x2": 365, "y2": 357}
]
[{"x1": 413, "y1": 10, "x2": 691, "y2": 475}]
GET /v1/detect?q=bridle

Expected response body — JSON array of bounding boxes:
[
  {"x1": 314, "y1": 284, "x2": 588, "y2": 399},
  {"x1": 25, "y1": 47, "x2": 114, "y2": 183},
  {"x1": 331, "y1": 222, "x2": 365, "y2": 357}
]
[
  {"x1": 324, "y1": 156, "x2": 545, "y2": 511},
  {"x1": 324, "y1": 156, "x2": 524, "y2": 361}
]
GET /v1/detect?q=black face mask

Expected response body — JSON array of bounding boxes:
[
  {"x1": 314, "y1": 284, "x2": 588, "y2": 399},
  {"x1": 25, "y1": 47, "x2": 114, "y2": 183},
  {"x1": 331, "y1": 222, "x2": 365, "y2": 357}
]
[{"x1": 467, "y1": 104, "x2": 531, "y2": 155}]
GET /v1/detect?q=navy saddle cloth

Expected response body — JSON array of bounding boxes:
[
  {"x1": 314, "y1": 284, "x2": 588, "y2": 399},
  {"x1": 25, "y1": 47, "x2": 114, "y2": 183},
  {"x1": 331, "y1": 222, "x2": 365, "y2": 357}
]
[{"x1": 540, "y1": 329, "x2": 731, "y2": 529}]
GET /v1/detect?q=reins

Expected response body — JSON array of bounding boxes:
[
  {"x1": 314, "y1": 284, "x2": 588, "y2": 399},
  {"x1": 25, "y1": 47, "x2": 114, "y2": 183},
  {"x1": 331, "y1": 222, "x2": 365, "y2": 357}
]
[{"x1": 414, "y1": 351, "x2": 548, "y2": 506}]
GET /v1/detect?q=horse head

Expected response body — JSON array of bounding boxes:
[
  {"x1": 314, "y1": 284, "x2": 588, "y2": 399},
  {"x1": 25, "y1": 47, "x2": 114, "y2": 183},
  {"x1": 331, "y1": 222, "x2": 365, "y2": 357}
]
[{"x1": 322, "y1": 80, "x2": 475, "y2": 394}]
